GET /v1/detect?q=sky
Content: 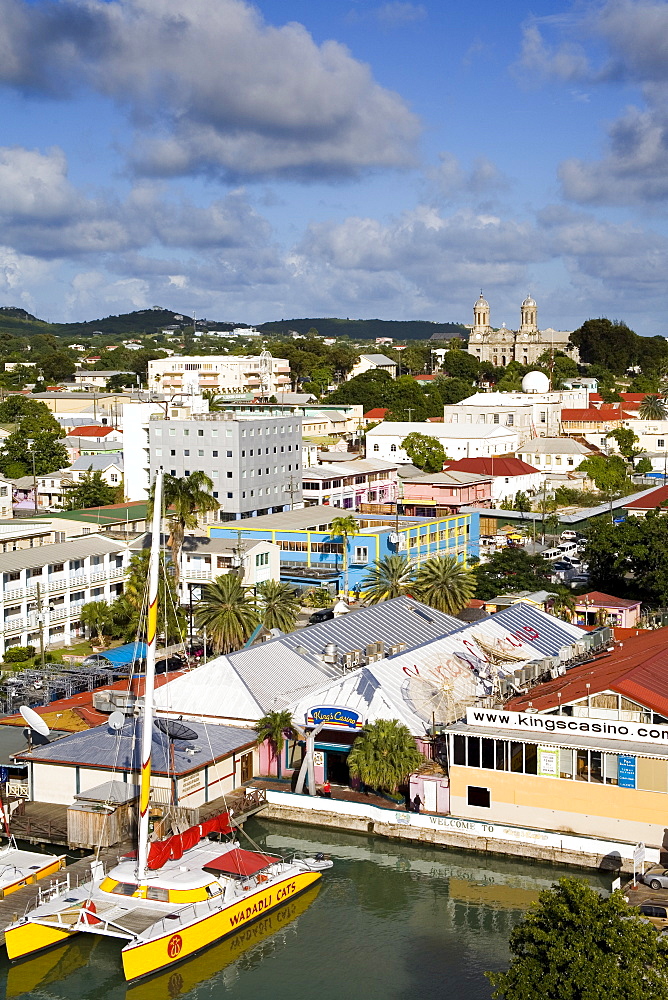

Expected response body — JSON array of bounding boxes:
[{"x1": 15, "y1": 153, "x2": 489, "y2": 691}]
[{"x1": 0, "y1": 0, "x2": 667, "y2": 334}]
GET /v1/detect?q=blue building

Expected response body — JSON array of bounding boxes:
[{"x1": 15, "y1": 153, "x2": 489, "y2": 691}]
[{"x1": 210, "y1": 505, "x2": 480, "y2": 596}]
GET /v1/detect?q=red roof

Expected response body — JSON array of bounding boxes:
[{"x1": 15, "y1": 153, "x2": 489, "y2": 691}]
[
  {"x1": 67, "y1": 425, "x2": 117, "y2": 438},
  {"x1": 443, "y1": 456, "x2": 539, "y2": 477},
  {"x1": 575, "y1": 591, "x2": 641, "y2": 610},
  {"x1": 414, "y1": 374, "x2": 437, "y2": 381},
  {"x1": 203, "y1": 849, "x2": 278, "y2": 877},
  {"x1": 561, "y1": 408, "x2": 622, "y2": 421},
  {"x1": 505, "y1": 628, "x2": 668, "y2": 717},
  {"x1": 625, "y1": 485, "x2": 668, "y2": 510},
  {"x1": 364, "y1": 408, "x2": 389, "y2": 419}
]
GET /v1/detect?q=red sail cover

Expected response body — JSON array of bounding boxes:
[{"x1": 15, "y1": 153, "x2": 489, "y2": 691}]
[
  {"x1": 147, "y1": 812, "x2": 233, "y2": 870},
  {"x1": 203, "y1": 848, "x2": 278, "y2": 877}
]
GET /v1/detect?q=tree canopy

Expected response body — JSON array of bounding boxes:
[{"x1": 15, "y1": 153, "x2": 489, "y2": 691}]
[
  {"x1": 571, "y1": 317, "x2": 668, "y2": 376},
  {"x1": 474, "y1": 548, "x2": 552, "y2": 601},
  {"x1": 487, "y1": 877, "x2": 668, "y2": 1000},
  {"x1": 62, "y1": 469, "x2": 121, "y2": 510},
  {"x1": 348, "y1": 719, "x2": 424, "y2": 793},
  {"x1": 401, "y1": 432, "x2": 446, "y2": 472},
  {"x1": 585, "y1": 511, "x2": 668, "y2": 605}
]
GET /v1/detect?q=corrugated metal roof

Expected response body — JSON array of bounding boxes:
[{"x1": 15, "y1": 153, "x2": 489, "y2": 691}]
[
  {"x1": 70, "y1": 453, "x2": 123, "y2": 471},
  {"x1": 485, "y1": 603, "x2": 584, "y2": 656},
  {"x1": 0, "y1": 534, "x2": 125, "y2": 573},
  {"x1": 280, "y1": 597, "x2": 461, "y2": 657},
  {"x1": 15, "y1": 718, "x2": 255, "y2": 774}
]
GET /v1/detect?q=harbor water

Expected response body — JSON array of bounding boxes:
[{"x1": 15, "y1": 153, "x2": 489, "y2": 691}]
[{"x1": 0, "y1": 819, "x2": 611, "y2": 1000}]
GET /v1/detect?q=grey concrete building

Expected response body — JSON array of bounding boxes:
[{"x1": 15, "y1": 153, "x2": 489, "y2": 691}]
[{"x1": 148, "y1": 411, "x2": 303, "y2": 521}]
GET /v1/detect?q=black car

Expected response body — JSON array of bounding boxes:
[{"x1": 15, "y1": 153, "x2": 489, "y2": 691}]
[{"x1": 308, "y1": 608, "x2": 335, "y2": 625}]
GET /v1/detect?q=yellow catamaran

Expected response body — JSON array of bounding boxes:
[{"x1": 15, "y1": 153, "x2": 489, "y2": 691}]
[{"x1": 4, "y1": 470, "x2": 332, "y2": 982}]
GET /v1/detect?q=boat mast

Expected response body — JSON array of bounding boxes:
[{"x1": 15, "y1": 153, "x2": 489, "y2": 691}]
[{"x1": 136, "y1": 468, "x2": 163, "y2": 883}]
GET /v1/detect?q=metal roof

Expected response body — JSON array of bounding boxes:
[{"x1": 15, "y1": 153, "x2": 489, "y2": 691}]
[
  {"x1": 0, "y1": 534, "x2": 125, "y2": 574},
  {"x1": 280, "y1": 596, "x2": 462, "y2": 657},
  {"x1": 486, "y1": 603, "x2": 584, "y2": 656},
  {"x1": 358, "y1": 354, "x2": 397, "y2": 365},
  {"x1": 16, "y1": 718, "x2": 256, "y2": 775},
  {"x1": 70, "y1": 453, "x2": 123, "y2": 471},
  {"x1": 446, "y1": 721, "x2": 668, "y2": 760}
]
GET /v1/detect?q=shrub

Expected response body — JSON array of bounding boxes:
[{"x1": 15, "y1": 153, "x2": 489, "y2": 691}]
[{"x1": 3, "y1": 645, "x2": 36, "y2": 663}]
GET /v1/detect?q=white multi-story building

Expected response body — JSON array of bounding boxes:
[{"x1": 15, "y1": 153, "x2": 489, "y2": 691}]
[
  {"x1": 0, "y1": 536, "x2": 128, "y2": 657},
  {"x1": 302, "y1": 459, "x2": 398, "y2": 509},
  {"x1": 349, "y1": 354, "x2": 398, "y2": 380},
  {"x1": 366, "y1": 421, "x2": 520, "y2": 464},
  {"x1": 148, "y1": 353, "x2": 291, "y2": 396}
]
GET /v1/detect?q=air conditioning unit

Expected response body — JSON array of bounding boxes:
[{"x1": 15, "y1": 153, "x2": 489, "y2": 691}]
[
  {"x1": 365, "y1": 641, "x2": 385, "y2": 658},
  {"x1": 388, "y1": 642, "x2": 407, "y2": 656},
  {"x1": 341, "y1": 650, "x2": 362, "y2": 670}
]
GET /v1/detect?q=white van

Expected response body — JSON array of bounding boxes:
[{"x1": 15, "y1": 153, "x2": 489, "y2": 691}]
[
  {"x1": 541, "y1": 548, "x2": 563, "y2": 561},
  {"x1": 558, "y1": 541, "x2": 578, "y2": 554},
  {"x1": 560, "y1": 530, "x2": 578, "y2": 542}
]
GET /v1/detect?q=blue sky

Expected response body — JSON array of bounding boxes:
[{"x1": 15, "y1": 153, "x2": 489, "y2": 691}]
[{"x1": 0, "y1": 0, "x2": 667, "y2": 334}]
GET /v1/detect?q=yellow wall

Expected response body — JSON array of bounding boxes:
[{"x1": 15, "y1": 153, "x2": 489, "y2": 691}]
[{"x1": 451, "y1": 765, "x2": 668, "y2": 829}]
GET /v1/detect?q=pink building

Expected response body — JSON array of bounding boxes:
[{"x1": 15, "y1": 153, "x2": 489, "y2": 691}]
[
  {"x1": 574, "y1": 591, "x2": 642, "y2": 628},
  {"x1": 400, "y1": 470, "x2": 492, "y2": 515}
]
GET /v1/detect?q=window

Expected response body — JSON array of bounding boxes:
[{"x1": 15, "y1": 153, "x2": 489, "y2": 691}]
[
  {"x1": 227, "y1": 450, "x2": 232, "y2": 457},
  {"x1": 184, "y1": 449, "x2": 190, "y2": 456},
  {"x1": 255, "y1": 552, "x2": 269, "y2": 566},
  {"x1": 227, "y1": 471, "x2": 233, "y2": 478},
  {"x1": 198, "y1": 429, "x2": 204, "y2": 437},
  {"x1": 183, "y1": 429, "x2": 189, "y2": 437},
  {"x1": 198, "y1": 449, "x2": 204, "y2": 457},
  {"x1": 170, "y1": 449, "x2": 176, "y2": 456},
  {"x1": 353, "y1": 546, "x2": 368, "y2": 564},
  {"x1": 227, "y1": 492, "x2": 233, "y2": 498},
  {"x1": 212, "y1": 450, "x2": 218, "y2": 457},
  {"x1": 390, "y1": 444, "x2": 397, "y2": 452},
  {"x1": 493, "y1": 413, "x2": 499, "y2": 424},
  {"x1": 169, "y1": 427, "x2": 175, "y2": 436},
  {"x1": 373, "y1": 444, "x2": 379, "y2": 452},
  {"x1": 467, "y1": 786, "x2": 490, "y2": 808},
  {"x1": 660, "y1": 439, "x2": 665, "y2": 448}
]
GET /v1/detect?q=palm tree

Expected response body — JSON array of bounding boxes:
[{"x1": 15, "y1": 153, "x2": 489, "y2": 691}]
[
  {"x1": 362, "y1": 554, "x2": 415, "y2": 603},
  {"x1": 113, "y1": 550, "x2": 186, "y2": 644},
  {"x1": 348, "y1": 719, "x2": 424, "y2": 794},
  {"x1": 639, "y1": 394, "x2": 668, "y2": 420},
  {"x1": 414, "y1": 556, "x2": 475, "y2": 615},
  {"x1": 256, "y1": 580, "x2": 301, "y2": 632},
  {"x1": 80, "y1": 600, "x2": 114, "y2": 647},
  {"x1": 254, "y1": 709, "x2": 297, "y2": 779},
  {"x1": 551, "y1": 591, "x2": 576, "y2": 622},
  {"x1": 149, "y1": 472, "x2": 219, "y2": 584},
  {"x1": 329, "y1": 514, "x2": 359, "y2": 599},
  {"x1": 195, "y1": 573, "x2": 260, "y2": 653},
  {"x1": 202, "y1": 390, "x2": 226, "y2": 412}
]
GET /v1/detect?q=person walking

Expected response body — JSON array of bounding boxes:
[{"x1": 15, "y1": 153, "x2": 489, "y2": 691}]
[
  {"x1": 322, "y1": 780, "x2": 332, "y2": 798},
  {"x1": 412, "y1": 793, "x2": 422, "y2": 814}
]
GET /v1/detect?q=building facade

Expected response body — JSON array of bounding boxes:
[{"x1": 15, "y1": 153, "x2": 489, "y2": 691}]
[
  {"x1": 148, "y1": 353, "x2": 291, "y2": 397},
  {"x1": 466, "y1": 294, "x2": 579, "y2": 367},
  {"x1": 147, "y1": 410, "x2": 303, "y2": 520},
  {"x1": 302, "y1": 459, "x2": 398, "y2": 509},
  {"x1": 366, "y1": 421, "x2": 520, "y2": 463}
]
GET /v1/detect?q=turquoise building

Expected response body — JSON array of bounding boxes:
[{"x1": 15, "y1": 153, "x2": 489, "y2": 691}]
[{"x1": 209, "y1": 505, "x2": 480, "y2": 596}]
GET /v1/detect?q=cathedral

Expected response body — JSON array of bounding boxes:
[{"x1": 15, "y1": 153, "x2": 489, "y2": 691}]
[{"x1": 466, "y1": 293, "x2": 579, "y2": 367}]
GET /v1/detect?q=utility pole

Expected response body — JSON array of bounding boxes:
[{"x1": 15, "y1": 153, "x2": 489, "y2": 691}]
[
  {"x1": 26, "y1": 439, "x2": 38, "y2": 514},
  {"x1": 406, "y1": 408, "x2": 414, "y2": 423},
  {"x1": 285, "y1": 476, "x2": 300, "y2": 511}
]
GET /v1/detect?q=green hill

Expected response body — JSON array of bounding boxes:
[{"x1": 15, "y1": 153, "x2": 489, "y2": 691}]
[{"x1": 258, "y1": 317, "x2": 467, "y2": 341}]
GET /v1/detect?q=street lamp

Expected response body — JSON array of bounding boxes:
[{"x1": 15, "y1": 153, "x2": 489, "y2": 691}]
[{"x1": 26, "y1": 439, "x2": 37, "y2": 514}]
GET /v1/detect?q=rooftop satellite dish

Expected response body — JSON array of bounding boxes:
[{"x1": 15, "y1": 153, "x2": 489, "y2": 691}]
[
  {"x1": 108, "y1": 711, "x2": 125, "y2": 731},
  {"x1": 19, "y1": 706, "x2": 50, "y2": 738},
  {"x1": 155, "y1": 719, "x2": 198, "y2": 741}
]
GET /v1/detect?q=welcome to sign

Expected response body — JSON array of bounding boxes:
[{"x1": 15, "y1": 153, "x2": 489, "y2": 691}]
[{"x1": 466, "y1": 707, "x2": 668, "y2": 749}]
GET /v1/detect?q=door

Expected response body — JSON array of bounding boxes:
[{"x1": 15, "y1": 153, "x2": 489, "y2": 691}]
[
  {"x1": 240, "y1": 752, "x2": 253, "y2": 784},
  {"x1": 325, "y1": 751, "x2": 350, "y2": 786},
  {"x1": 423, "y1": 779, "x2": 437, "y2": 813}
]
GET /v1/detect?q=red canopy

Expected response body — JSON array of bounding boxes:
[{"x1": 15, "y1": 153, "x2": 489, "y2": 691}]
[
  {"x1": 146, "y1": 812, "x2": 233, "y2": 870},
  {"x1": 203, "y1": 848, "x2": 278, "y2": 878}
]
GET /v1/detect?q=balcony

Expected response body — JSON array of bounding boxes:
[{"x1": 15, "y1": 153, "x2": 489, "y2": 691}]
[{"x1": 2, "y1": 566, "x2": 126, "y2": 603}]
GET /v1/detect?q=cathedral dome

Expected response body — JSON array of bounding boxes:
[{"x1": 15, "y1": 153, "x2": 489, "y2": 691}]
[
  {"x1": 522, "y1": 294, "x2": 536, "y2": 308},
  {"x1": 475, "y1": 292, "x2": 489, "y2": 309}
]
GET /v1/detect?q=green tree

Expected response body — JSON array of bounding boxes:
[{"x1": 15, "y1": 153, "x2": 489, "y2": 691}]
[
  {"x1": 570, "y1": 318, "x2": 642, "y2": 375},
  {"x1": 0, "y1": 428, "x2": 68, "y2": 477},
  {"x1": 639, "y1": 394, "x2": 668, "y2": 420},
  {"x1": 256, "y1": 580, "x2": 300, "y2": 633},
  {"x1": 80, "y1": 600, "x2": 114, "y2": 646},
  {"x1": 329, "y1": 514, "x2": 359, "y2": 598},
  {"x1": 414, "y1": 556, "x2": 475, "y2": 615},
  {"x1": 362, "y1": 554, "x2": 416, "y2": 603},
  {"x1": 438, "y1": 350, "x2": 479, "y2": 381},
  {"x1": 150, "y1": 472, "x2": 219, "y2": 585},
  {"x1": 113, "y1": 550, "x2": 186, "y2": 644},
  {"x1": 636, "y1": 456, "x2": 653, "y2": 476},
  {"x1": 327, "y1": 369, "x2": 395, "y2": 411},
  {"x1": 550, "y1": 590, "x2": 576, "y2": 621},
  {"x1": 195, "y1": 573, "x2": 260, "y2": 653},
  {"x1": 0, "y1": 396, "x2": 61, "y2": 434},
  {"x1": 348, "y1": 719, "x2": 424, "y2": 794},
  {"x1": 607, "y1": 427, "x2": 645, "y2": 467},
  {"x1": 436, "y1": 376, "x2": 475, "y2": 404},
  {"x1": 106, "y1": 372, "x2": 137, "y2": 391},
  {"x1": 202, "y1": 390, "x2": 227, "y2": 412},
  {"x1": 254, "y1": 709, "x2": 296, "y2": 779},
  {"x1": 579, "y1": 454, "x2": 631, "y2": 508},
  {"x1": 487, "y1": 877, "x2": 668, "y2": 1000},
  {"x1": 62, "y1": 469, "x2": 120, "y2": 510},
  {"x1": 474, "y1": 548, "x2": 552, "y2": 601},
  {"x1": 401, "y1": 432, "x2": 446, "y2": 472}
]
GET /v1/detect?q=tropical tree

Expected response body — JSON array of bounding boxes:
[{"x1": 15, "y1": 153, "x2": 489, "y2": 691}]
[
  {"x1": 348, "y1": 720, "x2": 425, "y2": 794},
  {"x1": 362, "y1": 554, "x2": 415, "y2": 603},
  {"x1": 80, "y1": 601, "x2": 114, "y2": 646},
  {"x1": 195, "y1": 573, "x2": 260, "y2": 653},
  {"x1": 329, "y1": 514, "x2": 359, "y2": 599},
  {"x1": 62, "y1": 469, "x2": 121, "y2": 510},
  {"x1": 474, "y1": 548, "x2": 552, "y2": 601},
  {"x1": 607, "y1": 426, "x2": 645, "y2": 467},
  {"x1": 487, "y1": 877, "x2": 668, "y2": 1000},
  {"x1": 202, "y1": 390, "x2": 226, "y2": 412},
  {"x1": 256, "y1": 580, "x2": 301, "y2": 632},
  {"x1": 550, "y1": 591, "x2": 576, "y2": 621},
  {"x1": 149, "y1": 472, "x2": 219, "y2": 584},
  {"x1": 400, "y1": 431, "x2": 446, "y2": 472},
  {"x1": 414, "y1": 556, "x2": 475, "y2": 615},
  {"x1": 113, "y1": 550, "x2": 186, "y2": 644},
  {"x1": 254, "y1": 709, "x2": 297, "y2": 779},
  {"x1": 639, "y1": 394, "x2": 668, "y2": 420}
]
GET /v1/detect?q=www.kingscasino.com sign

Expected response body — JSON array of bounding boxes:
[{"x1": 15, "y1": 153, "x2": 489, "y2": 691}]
[{"x1": 466, "y1": 708, "x2": 668, "y2": 747}]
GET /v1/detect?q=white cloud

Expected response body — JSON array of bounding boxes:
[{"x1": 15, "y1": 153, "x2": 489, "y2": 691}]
[
  {"x1": 374, "y1": 3, "x2": 427, "y2": 26},
  {"x1": 0, "y1": 0, "x2": 420, "y2": 180}
]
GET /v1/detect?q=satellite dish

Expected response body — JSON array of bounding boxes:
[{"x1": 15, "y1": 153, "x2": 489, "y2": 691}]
[
  {"x1": 20, "y1": 706, "x2": 50, "y2": 738},
  {"x1": 108, "y1": 711, "x2": 125, "y2": 731},
  {"x1": 155, "y1": 719, "x2": 198, "y2": 741}
]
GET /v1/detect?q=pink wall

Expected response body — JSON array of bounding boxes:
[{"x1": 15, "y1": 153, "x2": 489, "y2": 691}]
[{"x1": 401, "y1": 480, "x2": 492, "y2": 505}]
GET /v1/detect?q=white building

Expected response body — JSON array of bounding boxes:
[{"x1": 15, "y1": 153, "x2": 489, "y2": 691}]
[
  {"x1": 73, "y1": 370, "x2": 134, "y2": 389},
  {"x1": 0, "y1": 478, "x2": 12, "y2": 520},
  {"x1": 366, "y1": 421, "x2": 520, "y2": 464},
  {"x1": 0, "y1": 535, "x2": 128, "y2": 657},
  {"x1": 349, "y1": 354, "x2": 398, "y2": 380},
  {"x1": 302, "y1": 459, "x2": 398, "y2": 509},
  {"x1": 148, "y1": 353, "x2": 291, "y2": 396},
  {"x1": 516, "y1": 437, "x2": 592, "y2": 475}
]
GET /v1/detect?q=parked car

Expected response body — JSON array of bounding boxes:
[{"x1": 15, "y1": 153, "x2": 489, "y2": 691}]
[
  {"x1": 308, "y1": 608, "x2": 335, "y2": 625},
  {"x1": 541, "y1": 548, "x2": 563, "y2": 561},
  {"x1": 569, "y1": 574, "x2": 591, "y2": 589},
  {"x1": 552, "y1": 561, "x2": 574, "y2": 572},
  {"x1": 636, "y1": 902, "x2": 668, "y2": 928},
  {"x1": 560, "y1": 530, "x2": 578, "y2": 542},
  {"x1": 641, "y1": 867, "x2": 668, "y2": 890}
]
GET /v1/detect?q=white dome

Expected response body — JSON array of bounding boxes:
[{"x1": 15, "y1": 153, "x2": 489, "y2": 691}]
[
  {"x1": 475, "y1": 292, "x2": 489, "y2": 309},
  {"x1": 522, "y1": 370, "x2": 550, "y2": 394},
  {"x1": 522, "y1": 294, "x2": 536, "y2": 307}
]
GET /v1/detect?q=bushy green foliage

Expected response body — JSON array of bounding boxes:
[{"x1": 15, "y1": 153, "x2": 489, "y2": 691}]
[
  {"x1": 474, "y1": 548, "x2": 552, "y2": 601},
  {"x1": 571, "y1": 317, "x2": 668, "y2": 376},
  {"x1": 585, "y1": 510, "x2": 668, "y2": 605},
  {"x1": 401, "y1": 431, "x2": 446, "y2": 472},
  {"x1": 62, "y1": 470, "x2": 120, "y2": 510},
  {"x1": 348, "y1": 719, "x2": 424, "y2": 793},
  {"x1": 3, "y1": 645, "x2": 36, "y2": 663}
]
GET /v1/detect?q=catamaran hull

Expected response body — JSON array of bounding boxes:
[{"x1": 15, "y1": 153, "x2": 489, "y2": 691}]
[
  {"x1": 0, "y1": 856, "x2": 66, "y2": 900},
  {"x1": 5, "y1": 921, "x2": 78, "y2": 960},
  {"x1": 122, "y1": 869, "x2": 321, "y2": 982}
]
